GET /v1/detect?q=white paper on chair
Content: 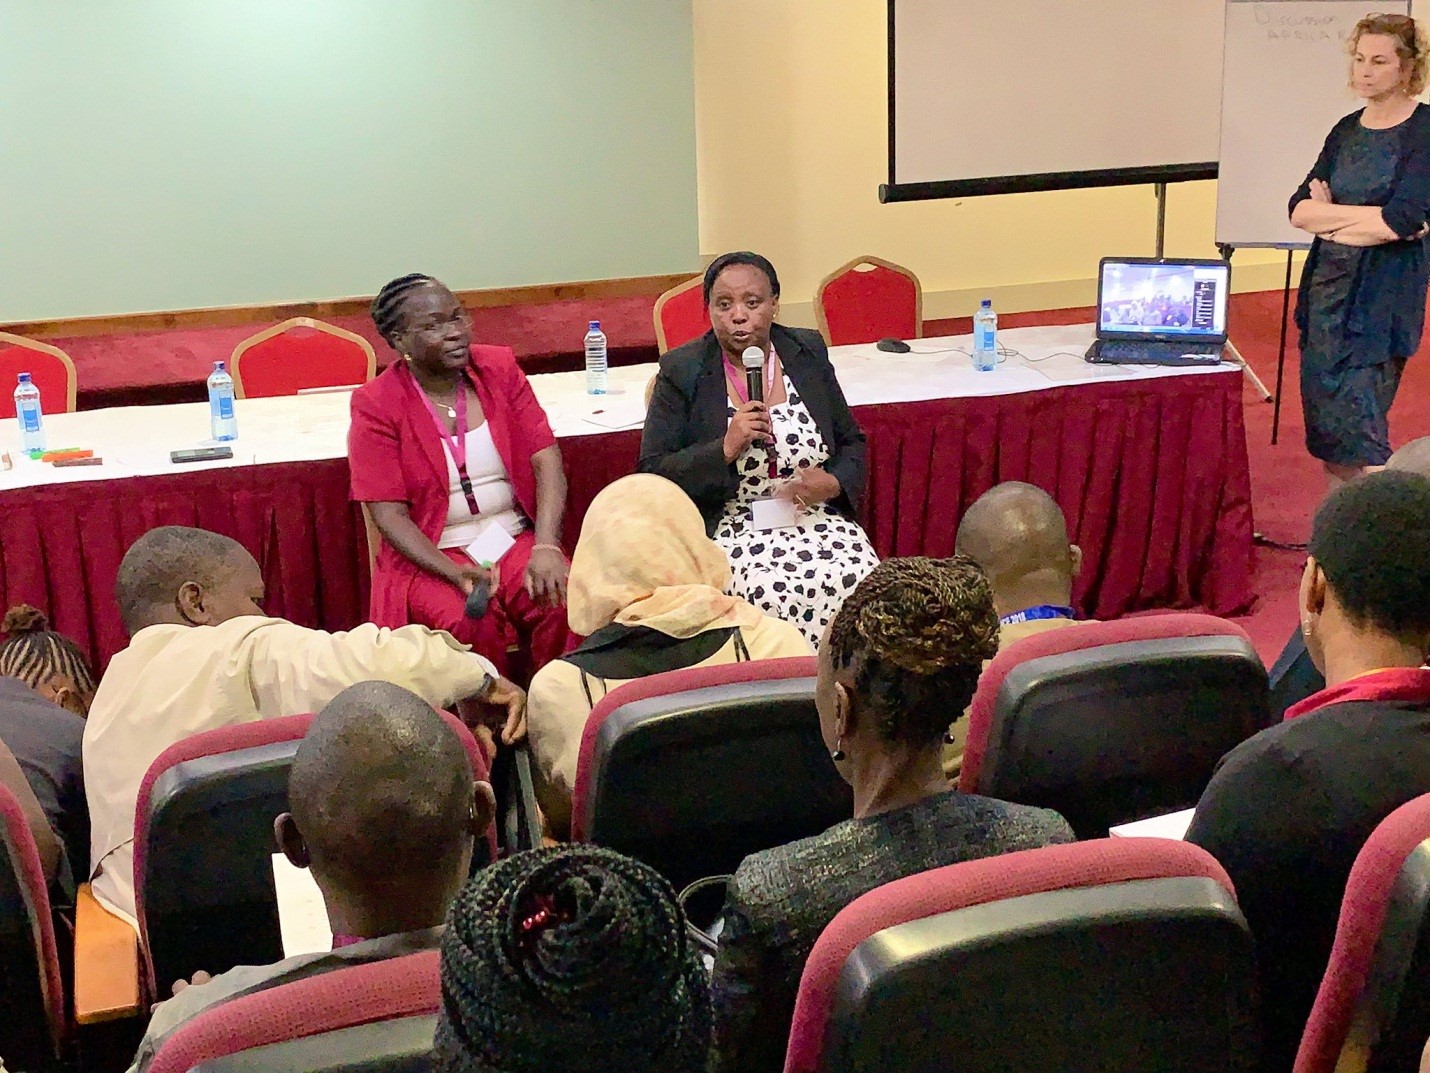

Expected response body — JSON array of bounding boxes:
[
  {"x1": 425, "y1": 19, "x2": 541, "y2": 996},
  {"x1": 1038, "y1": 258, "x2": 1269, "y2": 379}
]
[
  {"x1": 272, "y1": 853, "x2": 332, "y2": 957},
  {"x1": 1108, "y1": 808, "x2": 1195, "y2": 841}
]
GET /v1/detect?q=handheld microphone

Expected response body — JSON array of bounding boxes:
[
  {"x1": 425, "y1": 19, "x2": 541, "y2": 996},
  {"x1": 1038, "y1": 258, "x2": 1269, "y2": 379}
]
[{"x1": 741, "y1": 345, "x2": 765, "y2": 404}]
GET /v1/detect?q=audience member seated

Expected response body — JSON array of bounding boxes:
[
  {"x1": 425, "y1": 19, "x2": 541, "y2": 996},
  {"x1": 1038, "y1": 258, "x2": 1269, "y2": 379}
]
[
  {"x1": 638, "y1": 251, "x2": 879, "y2": 645},
  {"x1": 350, "y1": 273, "x2": 571, "y2": 678},
  {"x1": 126, "y1": 680, "x2": 495, "y2": 1073},
  {"x1": 946, "y1": 481, "x2": 1089, "y2": 776},
  {"x1": 708, "y1": 556, "x2": 1075, "y2": 1073},
  {"x1": 1268, "y1": 435, "x2": 1430, "y2": 718},
  {"x1": 1187, "y1": 471, "x2": 1430, "y2": 1071},
  {"x1": 526, "y1": 474, "x2": 811, "y2": 833},
  {"x1": 0, "y1": 739, "x2": 62, "y2": 888},
  {"x1": 0, "y1": 604, "x2": 94, "y2": 893},
  {"x1": 84, "y1": 525, "x2": 522, "y2": 929},
  {"x1": 433, "y1": 844, "x2": 711, "y2": 1073}
]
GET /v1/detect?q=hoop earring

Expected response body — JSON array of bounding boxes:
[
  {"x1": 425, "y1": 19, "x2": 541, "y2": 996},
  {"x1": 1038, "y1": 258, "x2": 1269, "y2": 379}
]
[{"x1": 830, "y1": 736, "x2": 846, "y2": 763}]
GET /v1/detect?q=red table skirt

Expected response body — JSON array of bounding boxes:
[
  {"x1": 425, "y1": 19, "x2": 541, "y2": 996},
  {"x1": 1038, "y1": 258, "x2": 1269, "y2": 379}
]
[{"x1": 0, "y1": 371, "x2": 1252, "y2": 670}]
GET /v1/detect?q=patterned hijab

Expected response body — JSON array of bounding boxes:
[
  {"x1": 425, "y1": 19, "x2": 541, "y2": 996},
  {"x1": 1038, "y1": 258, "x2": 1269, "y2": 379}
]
[{"x1": 567, "y1": 474, "x2": 762, "y2": 638}]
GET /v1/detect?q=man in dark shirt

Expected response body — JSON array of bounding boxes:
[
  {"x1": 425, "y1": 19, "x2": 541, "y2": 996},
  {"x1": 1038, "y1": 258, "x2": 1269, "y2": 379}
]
[
  {"x1": 0, "y1": 676, "x2": 88, "y2": 894},
  {"x1": 1187, "y1": 471, "x2": 1430, "y2": 1071}
]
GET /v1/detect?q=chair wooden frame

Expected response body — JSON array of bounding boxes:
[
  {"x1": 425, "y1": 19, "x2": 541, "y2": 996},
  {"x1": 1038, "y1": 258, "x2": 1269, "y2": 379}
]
[
  {"x1": 812, "y1": 255, "x2": 924, "y2": 344},
  {"x1": 652, "y1": 275, "x2": 704, "y2": 354},
  {"x1": 229, "y1": 317, "x2": 377, "y2": 400},
  {"x1": 0, "y1": 332, "x2": 78, "y2": 413}
]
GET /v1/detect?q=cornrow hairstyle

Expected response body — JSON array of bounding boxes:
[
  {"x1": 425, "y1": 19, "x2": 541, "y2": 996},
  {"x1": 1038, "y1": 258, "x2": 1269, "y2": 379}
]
[
  {"x1": 1308, "y1": 470, "x2": 1430, "y2": 644},
  {"x1": 370, "y1": 273, "x2": 438, "y2": 346},
  {"x1": 825, "y1": 555, "x2": 1000, "y2": 748},
  {"x1": 435, "y1": 845, "x2": 711, "y2": 1073},
  {"x1": 0, "y1": 604, "x2": 97, "y2": 697},
  {"x1": 701, "y1": 251, "x2": 781, "y2": 307}
]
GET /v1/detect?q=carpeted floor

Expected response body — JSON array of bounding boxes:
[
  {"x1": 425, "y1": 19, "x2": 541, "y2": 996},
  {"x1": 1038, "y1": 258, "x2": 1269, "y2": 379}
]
[{"x1": 927, "y1": 292, "x2": 1430, "y2": 665}]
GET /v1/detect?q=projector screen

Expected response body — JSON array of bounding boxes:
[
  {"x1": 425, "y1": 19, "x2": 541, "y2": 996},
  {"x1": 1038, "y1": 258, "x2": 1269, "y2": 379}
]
[{"x1": 884, "y1": 0, "x2": 1224, "y2": 202}]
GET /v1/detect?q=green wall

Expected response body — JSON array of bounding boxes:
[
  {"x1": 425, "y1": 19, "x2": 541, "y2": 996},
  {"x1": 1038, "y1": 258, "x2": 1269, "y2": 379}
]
[{"x1": 0, "y1": 1, "x2": 698, "y2": 320}]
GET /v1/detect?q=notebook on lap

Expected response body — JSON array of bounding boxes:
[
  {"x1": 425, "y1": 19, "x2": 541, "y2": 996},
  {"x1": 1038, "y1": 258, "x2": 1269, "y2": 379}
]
[{"x1": 1085, "y1": 257, "x2": 1231, "y2": 366}]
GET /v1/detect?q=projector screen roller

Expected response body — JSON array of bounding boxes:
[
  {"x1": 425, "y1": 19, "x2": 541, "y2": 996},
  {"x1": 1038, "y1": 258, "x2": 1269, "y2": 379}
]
[{"x1": 884, "y1": 0, "x2": 1224, "y2": 202}]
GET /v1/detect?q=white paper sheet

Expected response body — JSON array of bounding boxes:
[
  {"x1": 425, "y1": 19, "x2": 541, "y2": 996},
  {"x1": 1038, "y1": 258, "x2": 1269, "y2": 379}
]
[
  {"x1": 751, "y1": 496, "x2": 801, "y2": 532},
  {"x1": 1108, "y1": 808, "x2": 1195, "y2": 841},
  {"x1": 463, "y1": 521, "x2": 517, "y2": 567},
  {"x1": 272, "y1": 853, "x2": 332, "y2": 957}
]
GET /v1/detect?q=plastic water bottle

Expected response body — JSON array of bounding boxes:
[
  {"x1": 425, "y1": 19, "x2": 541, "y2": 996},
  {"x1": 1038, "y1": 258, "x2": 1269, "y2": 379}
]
[
  {"x1": 13, "y1": 373, "x2": 44, "y2": 453},
  {"x1": 584, "y1": 320, "x2": 608, "y2": 395},
  {"x1": 972, "y1": 299, "x2": 998, "y2": 372},
  {"x1": 207, "y1": 361, "x2": 237, "y2": 441}
]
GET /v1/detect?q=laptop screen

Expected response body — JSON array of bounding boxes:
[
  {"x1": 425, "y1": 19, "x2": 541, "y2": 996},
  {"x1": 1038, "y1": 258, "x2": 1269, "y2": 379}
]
[{"x1": 1097, "y1": 260, "x2": 1229, "y2": 340}]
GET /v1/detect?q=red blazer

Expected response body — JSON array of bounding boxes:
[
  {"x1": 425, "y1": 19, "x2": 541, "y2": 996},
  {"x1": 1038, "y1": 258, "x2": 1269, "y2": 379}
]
[{"x1": 348, "y1": 345, "x2": 557, "y2": 627}]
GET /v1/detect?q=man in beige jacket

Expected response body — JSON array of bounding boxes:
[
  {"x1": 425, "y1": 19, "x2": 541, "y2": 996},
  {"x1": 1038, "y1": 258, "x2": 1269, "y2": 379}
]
[
  {"x1": 944, "y1": 482, "x2": 1091, "y2": 777},
  {"x1": 84, "y1": 525, "x2": 523, "y2": 929}
]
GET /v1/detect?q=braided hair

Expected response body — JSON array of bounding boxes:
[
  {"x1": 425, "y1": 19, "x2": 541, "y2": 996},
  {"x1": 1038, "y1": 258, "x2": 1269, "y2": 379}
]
[
  {"x1": 825, "y1": 556, "x2": 999, "y2": 746},
  {"x1": 370, "y1": 273, "x2": 438, "y2": 347},
  {"x1": 0, "y1": 605, "x2": 97, "y2": 698},
  {"x1": 434, "y1": 845, "x2": 711, "y2": 1073}
]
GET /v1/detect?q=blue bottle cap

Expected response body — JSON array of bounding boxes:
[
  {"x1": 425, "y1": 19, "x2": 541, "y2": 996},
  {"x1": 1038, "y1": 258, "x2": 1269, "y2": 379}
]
[
  {"x1": 213, "y1": 361, "x2": 226, "y2": 371},
  {"x1": 588, "y1": 320, "x2": 601, "y2": 331},
  {"x1": 17, "y1": 372, "x2": 31, "y2": 383},
  {"x1": 980, "y1": 299, "x2": 992, "y2": 308}
]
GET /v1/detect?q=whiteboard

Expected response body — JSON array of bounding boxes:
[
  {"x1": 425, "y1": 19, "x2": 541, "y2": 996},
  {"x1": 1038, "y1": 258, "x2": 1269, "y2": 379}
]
[
  {"x1": 1215, "y1": 0, "x2": 1411, "y2": 249},
  {"x1": 886, "y1": 0, "x2": 1224, "y2": 199}
]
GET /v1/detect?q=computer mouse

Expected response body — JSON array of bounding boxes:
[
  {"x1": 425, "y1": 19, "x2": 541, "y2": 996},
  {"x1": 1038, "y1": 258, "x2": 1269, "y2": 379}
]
[{"x1": 876, "y1": 337, "x2": 911, "y2": 353}]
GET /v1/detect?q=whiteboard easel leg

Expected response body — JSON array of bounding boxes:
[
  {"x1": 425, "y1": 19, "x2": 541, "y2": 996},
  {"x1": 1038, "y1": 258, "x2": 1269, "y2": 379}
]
[{"x1": 1224, "y1": 339, "x2": 1273, "y2": 402}]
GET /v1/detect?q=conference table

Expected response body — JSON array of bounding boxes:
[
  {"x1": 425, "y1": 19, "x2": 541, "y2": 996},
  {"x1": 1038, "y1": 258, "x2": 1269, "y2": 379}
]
[{"x1": 0, "y1": 325, "x2": 1253, "y2": 669}]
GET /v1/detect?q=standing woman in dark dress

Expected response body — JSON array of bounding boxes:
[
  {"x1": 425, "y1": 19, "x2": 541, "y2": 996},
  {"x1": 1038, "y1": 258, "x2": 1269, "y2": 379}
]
[{"x1": 1290, "y1": 14, "x2": 1430, "y2": 489}]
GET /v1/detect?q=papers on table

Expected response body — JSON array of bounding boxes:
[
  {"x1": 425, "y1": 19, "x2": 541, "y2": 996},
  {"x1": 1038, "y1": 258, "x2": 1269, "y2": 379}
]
[
  {"x1": 272, "y1": 853, "x2": 332, "y2": 957},
  {"x1": 579, "y1": 395, "x2": 647, "y2": 431},
  {"x1": 1108, "y1": 808, "x2": 1195, "y2": 840}
]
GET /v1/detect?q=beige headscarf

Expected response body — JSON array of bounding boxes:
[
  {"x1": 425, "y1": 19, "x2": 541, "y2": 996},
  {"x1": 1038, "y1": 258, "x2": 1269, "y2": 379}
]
[{"x1": 567, "y1": 474, "x2": 764, "y2": 638}]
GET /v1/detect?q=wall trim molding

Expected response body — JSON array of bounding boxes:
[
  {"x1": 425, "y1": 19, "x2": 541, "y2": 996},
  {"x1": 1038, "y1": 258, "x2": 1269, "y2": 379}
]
[{"x1": 1, "y1": 272, "x2": 699, "y2": 340}]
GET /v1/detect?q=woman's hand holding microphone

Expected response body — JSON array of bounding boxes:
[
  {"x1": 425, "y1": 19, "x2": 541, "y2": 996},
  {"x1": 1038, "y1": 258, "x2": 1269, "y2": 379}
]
[{"x1": 723, "y1": 401, "x2": 773, "y2": 463}]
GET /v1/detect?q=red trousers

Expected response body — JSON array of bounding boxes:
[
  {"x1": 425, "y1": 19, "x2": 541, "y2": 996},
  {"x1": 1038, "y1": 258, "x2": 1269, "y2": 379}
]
[{"x1": 407, "y1": 530, "x2": 572, "y2": 680}]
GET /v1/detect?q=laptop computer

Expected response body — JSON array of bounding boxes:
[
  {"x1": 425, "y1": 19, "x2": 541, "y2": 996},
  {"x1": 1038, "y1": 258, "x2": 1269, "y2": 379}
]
[{"x1": 1085, "y1": 257, "x2": 1231, "y2": 366}]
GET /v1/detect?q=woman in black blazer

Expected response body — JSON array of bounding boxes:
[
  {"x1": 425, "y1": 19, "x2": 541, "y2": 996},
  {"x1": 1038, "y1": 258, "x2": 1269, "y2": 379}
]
[{"x1": 639, "y1": 251, "x2": 879, "y2": 644}]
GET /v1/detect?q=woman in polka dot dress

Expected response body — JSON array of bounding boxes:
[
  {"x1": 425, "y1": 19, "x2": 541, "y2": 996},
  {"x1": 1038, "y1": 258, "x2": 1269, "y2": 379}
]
[{"x1": 639, "y1": 251, "x2": 879, "y2": 644}]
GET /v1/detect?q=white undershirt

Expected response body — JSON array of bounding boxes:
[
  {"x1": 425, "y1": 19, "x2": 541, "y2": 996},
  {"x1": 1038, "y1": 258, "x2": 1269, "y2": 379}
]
[{"x1": 436, "y1": 423, "x2": 527, "y2": 549}]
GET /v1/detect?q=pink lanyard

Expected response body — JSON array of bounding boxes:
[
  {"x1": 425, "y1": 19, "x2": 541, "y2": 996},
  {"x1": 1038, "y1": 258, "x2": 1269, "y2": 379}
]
[
  {"x1": 416, "y1": 374, "x2": 481, "y2": 516},
  {"x1": 722, "y1": 349, "x2": 779, "y2": 476}
]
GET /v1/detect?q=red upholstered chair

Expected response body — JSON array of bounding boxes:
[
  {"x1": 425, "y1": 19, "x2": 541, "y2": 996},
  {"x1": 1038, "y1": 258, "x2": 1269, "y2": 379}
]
[
  {"x1": 134, "y1": 712, "x2": 492, "y2": 996},
  {"x1": 1294, "y1": 793, "x2": 1430, "y2": 1073},
  {"x1": 813, "y1": 256, "x2": 922, "y2": 346},
  {"x1": 0, "y1": 331, "x2": 77, "y2": 420},
  {"x1": 784, "y1": 838, "x2": 1258, "y2": 1073},
  {"x1": 0, "y1": 784, "x2": 66, "y2": 1068},
  {"x1": 147, "y1": 949, "x2": 440, "y2": 1073},
  {"x1": 570, "y1": 657, "x2": 851, "y2": 891},
  {"x1": 653, "y1": 275, "x2": 707, "y2": 354},
  {"x1": 960, "y1": 613, "x2": 1271, "y2": 838},
  {"x1": 230, "y1": 317, "x2": 376, "y2": 399}
]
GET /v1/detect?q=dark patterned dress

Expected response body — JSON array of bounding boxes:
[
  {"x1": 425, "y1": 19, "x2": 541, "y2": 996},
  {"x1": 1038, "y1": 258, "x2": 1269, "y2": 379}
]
[
  {"x1": 713, "y1": 376, "x2": 879, "y2": 645},
  {"x1": 1302, "y1": 119, "x2": 1409, "y2": 467}
]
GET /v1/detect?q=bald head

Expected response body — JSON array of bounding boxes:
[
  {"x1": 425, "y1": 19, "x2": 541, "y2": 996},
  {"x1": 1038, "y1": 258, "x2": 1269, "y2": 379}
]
[
  {"x1": 288, "y1": 682, "x2": 476, "y2": 894},
  {"x1": 115, "y1": 526, "x2": 260, "y2": 635},
  {"x1": 1387, "y1": 436, "x2": 1430, "y2": 478},
  {"x1": 954, "y1": 482, "x2": 1080, "y2": 616}
]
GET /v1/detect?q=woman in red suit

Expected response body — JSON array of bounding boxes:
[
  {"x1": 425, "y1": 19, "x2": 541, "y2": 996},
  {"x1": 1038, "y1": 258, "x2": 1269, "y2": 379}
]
[{"x1": 348, "y1": 273, "x2": 571, "y2": 676}]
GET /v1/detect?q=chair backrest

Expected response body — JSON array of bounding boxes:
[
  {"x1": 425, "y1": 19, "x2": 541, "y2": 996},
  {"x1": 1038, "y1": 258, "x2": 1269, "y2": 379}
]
[
  {"x1": 786, "y1": 838, "x2": 1258, "y2": 1073},
  {"x1": 960, "y1": 614, "x2": 1271, "y2": 838},
  {"x1": 653, "y1": 276, "x2": 707, "y2": 354},
  {"x1": 0, "y1": 331, "x2": 78, "y2": 419},
  {"x1": 570, "y1": 657, "x2": 852, "y2": 891},
  {"x1": 0, "y1": 784, "x2": 64, "y2": 1067},
  {"x1": 230, "y1": 317, "x2": 377, "y2": 399},
  {"x1": 135, "y1": 712, "x2": 490, "y2": 994},
  {"x1": 813, "y1": 256, "x2": 923, "y2": 346},
  {"x1": 1294, "y1": 793, "x2": 1430, "y2": 1073},
  {"x1": 148, "y1": 949, "x2": 440, "y2": 1073}
]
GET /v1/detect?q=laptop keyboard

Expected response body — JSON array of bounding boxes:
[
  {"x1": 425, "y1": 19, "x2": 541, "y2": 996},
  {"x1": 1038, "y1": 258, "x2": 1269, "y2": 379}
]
[{"x1": 1088, "y1": 341, "x2": 1223, "y2": 366}]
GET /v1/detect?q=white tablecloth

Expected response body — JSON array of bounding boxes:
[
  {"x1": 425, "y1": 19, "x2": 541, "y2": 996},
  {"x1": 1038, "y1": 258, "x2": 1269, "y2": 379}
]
[{"x1": 0, "y1": 324, "x2": 1235, "y2": 492}]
